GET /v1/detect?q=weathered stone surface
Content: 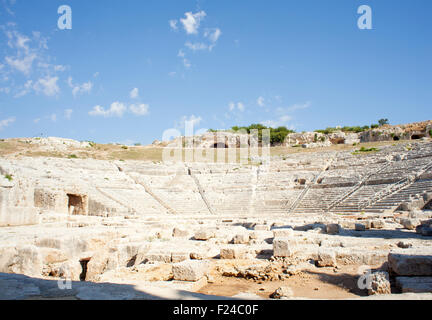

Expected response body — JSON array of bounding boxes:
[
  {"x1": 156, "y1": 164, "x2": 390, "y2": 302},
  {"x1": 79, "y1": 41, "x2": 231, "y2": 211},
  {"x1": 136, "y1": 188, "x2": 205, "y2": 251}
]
[
  {"x1": 273, "y1": 229, "x2": 294, "y2": 238},
  {"x1": 0, "y1": 245, "x2": 43, "y2": 277},
  {"x1": 171, "y1": 252, "x2": 189, "y2": 263},
  {"x1": 86, "y1": 249, "x2": 110, "y2": 281},
  {"x1": 371, "y1": 220, "x2": 385, "y2": 229},
  {"x1": 368, "y1": 272, "x2": 391, "y2": 295},
  {"x1": 254, "y1": 224, "x2": 270, "y2": 231},
  {"x1": 355, "y1": 223, "x2": 366, "y2": 231},
  {"x1": 270, "y1": 286, "x2": 294, "y2": 299},
  {"x1": 400, "y1": 218, "x2": 420, "y2": 230},
  {"x1": 388, "y1": 251, "x2": 432, "y2": 276},
  {"x1": 172, "y1": 260, "x2": 209, "y2": 282},
  {"x1": 396, "y1": 277, "x2": 432, "y2": 293},
  {"x1": 326, "y1": 224, "x2": 341, "y2": 235},
  {"x1": 232, "y1": 234, "x2": 249, "y2": 244},
  {"x1": 172, "y1": 228, "x2": 189, "y2": 238},
  {"x1": 397, "y1": 241, "x2": 413, "y2": 249},
  {"x1": 416, "y1": 225, "x2": 432, "y2": 236},
  {"x1": 194, "y1": 229, "x2": 215, "y2": 241},
  {"x1": 316, "y1": 249, "x2": 337, "y2": 267},
  {"x1": 220, "y1": 247, "x2": 247, "y2": 259},
  {"x1": 273, "y1": 238, "x2": 297, "y2": 258}
]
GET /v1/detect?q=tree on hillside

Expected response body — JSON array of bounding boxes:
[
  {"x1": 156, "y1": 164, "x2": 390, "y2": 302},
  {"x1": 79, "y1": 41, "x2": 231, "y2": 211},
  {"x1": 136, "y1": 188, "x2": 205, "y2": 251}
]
[{"x1": 378, "y1": 118, "x2": 389, "y2": 126}]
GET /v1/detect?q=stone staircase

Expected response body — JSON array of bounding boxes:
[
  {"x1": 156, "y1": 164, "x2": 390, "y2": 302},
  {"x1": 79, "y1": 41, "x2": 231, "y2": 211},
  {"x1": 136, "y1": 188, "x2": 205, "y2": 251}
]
[{"x1": 365, "y1": 179, "x2": 432, "y2": 213}]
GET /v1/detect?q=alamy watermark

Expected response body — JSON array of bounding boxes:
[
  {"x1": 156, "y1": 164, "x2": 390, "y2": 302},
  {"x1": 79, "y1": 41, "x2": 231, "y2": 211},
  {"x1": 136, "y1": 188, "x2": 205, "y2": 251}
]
[
  {"x1": 58, "y1": 5, "x2": 72, "y2": 30},
  {"x1": 358, "y1": 5, "x2": 372, "y2": 30}
]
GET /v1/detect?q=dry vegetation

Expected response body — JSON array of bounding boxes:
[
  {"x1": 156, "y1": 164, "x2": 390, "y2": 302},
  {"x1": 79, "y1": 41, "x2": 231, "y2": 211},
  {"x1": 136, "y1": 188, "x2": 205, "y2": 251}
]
[{"x1": 0, "y1": 138, "x2": 410, "y2": 163}]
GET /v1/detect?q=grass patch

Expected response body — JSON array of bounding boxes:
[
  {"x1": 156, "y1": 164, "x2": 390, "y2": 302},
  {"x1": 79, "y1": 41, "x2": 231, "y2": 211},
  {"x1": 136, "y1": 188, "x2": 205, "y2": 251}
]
[{"x1": 352, "y1": 147, "x2": 379, "y2": 155}]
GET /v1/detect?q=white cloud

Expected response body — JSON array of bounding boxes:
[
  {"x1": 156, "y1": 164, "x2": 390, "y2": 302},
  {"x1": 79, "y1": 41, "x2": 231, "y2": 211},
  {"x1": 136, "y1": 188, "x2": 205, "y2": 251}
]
[
  {"x1": 169, "y1": 19, "x2": 178, "y2": 31},
  {"x1": 0, "y1": 117, "x2": 15, "y2": 130},
  {"x1": 54, "y1": 65, "x2": 66, "y2": 72},
  {"x1": 178, "y1": 49, "x2": 185, "y2": 58},
  {"x1": 64, "y1": 109, "x2": 73, "y2": 120},
  {"x1": 176, "y1": 115, "x2": 202, "y2": 129},
  {"x1": 204, "y1": 28, "x2": 222, "y2": 47},
  {"x1": 1, "y1": 26, "x2": 68, "y2": 97},
  {"x1": 33, "y1": 76, "x2": 59, "y2": 96},
  {"x1": 228, "y1": 102, "x2": 245, "y2": 112},
  {"x1": 68, "y1": 77, "x2": 93, "y2": 97},
  {"x1": 261, "y1": 114, "x2": 293, "y2": 128},
  {"x1": 184, "y1": 28, "x2": 222, "y2": 52},
  {"x1": 14, "y1": 80, "x2": 33, "y2": 98},
  {"x1": 5, "y1": 53, "x2": 36, "y2": 75},
  {"x1": 0, "y1": 87, "x2": 10, "y2": 94},
  {"x1": 257, "y1": 96, "x2": 265, "y2": 107},
  {"x1": 180, "y1": 11, "x2": 206, "y2": 34},
  {"x1": 183, "y1": 58, "x2": 191, "y2": 68},
  {"x1": 3, "y1": 29, "x2": 51, "y2": 76},
  {"x1": 33, "y1": 118, "x2": 40, "y2": 124},
  {"x1": 129, "y1": 103, "x2": 149, "y2": 116},
  {"x1": 130, "y1": 87, "x2": 139, "y2": 99},
  {"x1": 89, "y1": 102, "x2": 127, "y2": 118},
  {"x1": 50, "y1": 114, "x2": 57, "y2": 122},
  {"x1": 185, "y1": 41, "x2": 208, "y2": 51},
  {"x1": 286, "y1": 101, "x2": 311, "y2": 112}
]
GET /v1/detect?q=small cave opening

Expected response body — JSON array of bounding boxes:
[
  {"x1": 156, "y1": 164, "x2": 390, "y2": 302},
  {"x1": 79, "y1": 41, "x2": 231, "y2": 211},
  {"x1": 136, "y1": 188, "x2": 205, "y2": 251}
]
[
  {"x1": 67, "y1": 194, "x2": 87, "y2": 215},
  {"x1": 393, "y1": 136, "x2": 400, "y2": 141},
  {"x1": 330, "y1": 138, "x2": 345, "y2": 145},
  {"x1": 79, "y1": 258, "x2": 90, "y2": 281},
  {"x1": 213, "y1": 142, "x2": 228, "y2": 148},
  {"x1": 411, "y1": 134, "x2": 424, "y2": 140}
]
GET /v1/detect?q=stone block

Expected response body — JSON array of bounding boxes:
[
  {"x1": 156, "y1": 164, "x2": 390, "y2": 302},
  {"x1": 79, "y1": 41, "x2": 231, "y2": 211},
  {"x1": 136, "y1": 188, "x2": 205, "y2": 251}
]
[
  {"x1": 388, "y1": 251, "x2": 432, "y2": 276},
  {"x1": 172, "y1": 228, "x2": 189, "y2": 238},
  {"x1": 400, "y1": 218, "x2": 420, "y2": 230},
  {"x1": 273, "y1": 238, "x2": 297, "y2": 258},
  {"x1": 254, "y1": 224, "x2": 270, "y2": 231},
  {"x1": 316, "y1": 249, "x2": 337, "y2": 267},
  {"x1": 232, "y1": 234, "x2": 250, "y2": 244},
  {"x1": 396, "y1": 277, "x2": 432, "y2": 293},
  {"x1": 355, "y1": 223, "x2": 366, "y2": 231},
  {"x1": 371, "y1": 220, "x2": 385, "y2": 229},
  {"x1": 326, "y1": 224, "x2": 341, "y2": 235},
  {"x1": 172, "y1": 260, "x2": 209, "y2": 282},
  {"x1": 368, "y1": 272, "x2": 391, "y2": 295},
  {"x1": 220, "y1": 247, "x2": 247, "y2": 259},
  {"x1": 194, "y1": 229, "x2": 215, "y2": 241}
]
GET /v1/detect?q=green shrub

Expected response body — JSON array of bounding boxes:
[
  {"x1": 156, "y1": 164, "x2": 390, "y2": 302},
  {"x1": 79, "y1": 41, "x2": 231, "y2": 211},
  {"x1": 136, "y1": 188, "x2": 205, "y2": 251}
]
[
  {"x1": 68, "y1": 154, "x2": 78, "y2": 159},
  {"x1": 4, "y1": 174, "x2": 13, "y2": 181},
  {"x1": 378, "y1": 118, "x2": 389, "y2": 126},
  {"x1": 429, "y1": 129, "x2": 432, "y2": 137},
  {"x1": 371, "y1": 124, "x2": 379, "y2": 129},
  {"x1": 352, "y1": 147, "x2": 379, "y2": 155},
  {"x1": 231, "y1": 124, "x2": 294, "y2": 145},
  {"x1": 121, "y1": 146, "x2": 128, "y2": 150}
]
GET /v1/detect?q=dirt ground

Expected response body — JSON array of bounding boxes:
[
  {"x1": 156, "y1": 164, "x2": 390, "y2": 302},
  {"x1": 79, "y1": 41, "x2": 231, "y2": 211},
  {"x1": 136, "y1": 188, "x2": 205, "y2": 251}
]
[{"x1": 198, "y1": 264, "x2": 372, "y2": 299}]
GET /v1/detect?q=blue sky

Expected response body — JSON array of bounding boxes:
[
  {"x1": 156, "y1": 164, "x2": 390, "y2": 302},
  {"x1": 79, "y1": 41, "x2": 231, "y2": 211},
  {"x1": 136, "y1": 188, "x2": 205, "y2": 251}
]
[{"x1": 0, "y1": 0, "x2": 431, "y2": 145}]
